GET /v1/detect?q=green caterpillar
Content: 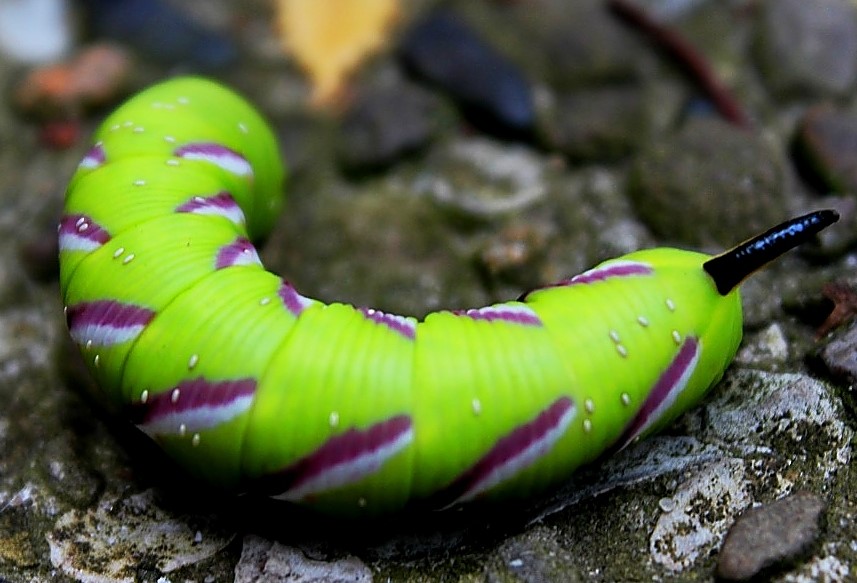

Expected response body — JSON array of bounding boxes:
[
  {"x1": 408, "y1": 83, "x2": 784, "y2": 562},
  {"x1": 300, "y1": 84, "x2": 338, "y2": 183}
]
[{"x1": 58, "y1": 77, "x2": 838, "y2": 516}]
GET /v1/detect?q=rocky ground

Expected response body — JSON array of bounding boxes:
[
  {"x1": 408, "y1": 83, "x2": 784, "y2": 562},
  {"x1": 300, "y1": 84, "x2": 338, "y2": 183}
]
[{"x1": 1, "y1": 0, "x2": 857, "y2": 581}]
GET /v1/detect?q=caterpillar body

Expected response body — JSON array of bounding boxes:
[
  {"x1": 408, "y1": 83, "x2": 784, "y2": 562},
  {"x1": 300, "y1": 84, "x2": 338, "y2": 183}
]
[{"x1": 58, "y1": 77, "x2": 838, "y2": 516}]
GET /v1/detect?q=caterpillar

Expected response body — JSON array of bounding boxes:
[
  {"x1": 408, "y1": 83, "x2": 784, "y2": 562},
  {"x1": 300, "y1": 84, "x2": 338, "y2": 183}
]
[{"x1": 58, "y1": 77, "x2": 838, "y2": 516}]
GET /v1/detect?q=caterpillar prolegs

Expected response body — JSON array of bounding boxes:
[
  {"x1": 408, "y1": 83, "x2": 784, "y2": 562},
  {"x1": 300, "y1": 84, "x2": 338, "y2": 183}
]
[{"x1": 58, "y1": 77, "x2": 838, "y2": 516}]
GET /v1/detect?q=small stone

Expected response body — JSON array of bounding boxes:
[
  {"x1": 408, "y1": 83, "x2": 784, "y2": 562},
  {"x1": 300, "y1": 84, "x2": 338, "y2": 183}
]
[
  {"x1": 546, "y1": 85, "x2": 647, "y2": 161},
  {"x1": 795, "y1": 105, "x2": 857, "y2": 194},
  {"x1": 628, "y1": 117, "x2": 788, "y2": 247},
  {"x1": 716, "y1": 492, "x2": 826, "y2": 581},
  {"x1": 819, "y1": 321, "x2": 857, "y2": 385},
  {"x1": 400, "y1": 9, "x2": 535, "y2": 139},
  {"x1": 338, "y1": 82, "x2": 442, "y2": 171},
  {"x1": 755, "y1": 0, "x2": 857, "y2": 98}
]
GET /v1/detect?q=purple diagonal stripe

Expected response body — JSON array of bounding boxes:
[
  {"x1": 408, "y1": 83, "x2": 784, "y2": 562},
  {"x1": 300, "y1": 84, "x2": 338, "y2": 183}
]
[
  {"x1": 453, "y1": 304, "x2": 542, "y2": 326},
  {"x1": 175, "y1": 143, "x2": 253, "y2": 177},
  {"x1": 358, "y1": 307, "x2": 416, "y2": 340},
  {"x1": 431, "y1": 396, "x2": 575, "y2": 508},
  {"x1": 278, "y1": 280, "x2": 314, "y2": 317},
  {"x1": 262, "y1": 415, "x2": 413, "y2": 501},
  {"x1": 215, "y1": 237, "x2": 262, "y2": 269},
  {"x1": 613, "y1": 337, "x2": 700, "y2": 452},
  {"x1": 133, "y1": 377, "x2": 257, "y2": 437},
  {"x1": 561, "y1": 261, "x2": 653, "y2": 286},
  {"x1": 58, "y1": 214, "x2": 111, "y2": 253},
  {"x1": 78, "y1": 142, "x2": 106, "y2": 169},
  {"x1": 176, "y1": 191, "x2": 246, "y2": 227},
  {"x1": 66, "y1": 300, "x2": 155, "y2": 347}
]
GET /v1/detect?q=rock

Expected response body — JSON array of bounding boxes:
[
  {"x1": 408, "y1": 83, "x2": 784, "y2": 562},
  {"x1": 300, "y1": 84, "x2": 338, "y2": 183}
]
[
  {"x1": 338, "y1": 82, "x2": 443, "y2": 172},
  {"x1": 235, "y1": 536, "x2": 372, "y2": 583},
  {"x1": 0, "y1": 0, "x2": 72, "y2": 64},
  {"x1": 716, "y1": 492, "x2": 826, "y2": 581},
  {"x1": 628, "y1": 117, "x2": 788, "y2": 247},
  {"x1": 755, "y1": 0, "x2": 857, "y2": 98},
  {"x1": 77, "y1": 0, "x2": 237, "y2": 70},
  {"x1": 539, "y1": 0, "x2": 644, "y2": 87},
  {"x1": 819, "y1": 321, "x2": 857, "y2": 385},
  {"x1": 546, "y1": 85, "x2": 648, "y2": 161},
  {"x1": 795, "y1": 105, "x2": 857, "y2": 194},
  {"x1": 399, "y1": 9, "x2": 535, "y2": 139}
]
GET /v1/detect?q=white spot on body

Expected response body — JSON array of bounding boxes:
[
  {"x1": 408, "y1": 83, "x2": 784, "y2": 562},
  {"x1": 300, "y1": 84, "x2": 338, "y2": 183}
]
[
  {"x1": 85, "y1": 340, "x2": 93, "y2": 350},
  {"x1": 621, "y1": 392, "x2": 631, "y2": 406},
  {"x1": 179, "y1": 423, "x2": 187, "y2": 437},
  {"x1": 192, "y1": 433, "x2": 200, "y2": 447},
  {"x1": 329, "y1": 411, "x2": 339, "y2": 428},
  {"x1": 122, "y1": 254, "x2": 135, "y2": 265},
  {"x1": 113, "y1": 247, "x2": 125, "y2": 259},
  {"x1": 616, "y1": 344, "x2": 628, "y2": 358},
  {"x1": 93, "y1": 354, "x2": 100, "y2": 367},
  {"x1": 259, "y1": 297, "x2": 271, "y2": 306},
  {"x1": 637, "y1": 316, "x2": 650, "y2": 327},
  {"x1": 133, "y1": 126, "x2": 144, "y2": 133},
  {"x1": 583, "y1": 419, "x2": 592, "y2": 433},
  {"x1": 585, "y1": 399, "x2": 595, "y2": 414},
  {"x1": 166, "y1": 159, "x2": 180, "y2": 167},
  {"x1": 609, "y1": 330, "x2": 621, "y2": 343},
  {"x1": 238, "y1": 122, "x2": 249, "y2": 134},
  {"x1": 666, "y1": 298, "x2": 676, "y2": 312},
  {"x1": 133, "y1": 179, "x2": 146, "y2": 186},
  {"x1": 188, "y1": 354, "x2": 199, "y2": 369},
  {"x1": 472, "y1": 398, "x2": 482, "y2": 415},
  {"x1": 672, "y1": 330, "x2": 682, "y2": 345},
  {"x1": 177, "y1": 96, "x2": 190, "y2": 105},
  {"x1": 358, "y1": 497, "x2": 367, "y2": 508},
  {"x1": 171, "y1": 388, "x2": 180, "y2": 403},
  {"x1": 164, "y1": 136, "x2": 176, "y2": 144},
  {"x1": 140, "y1": 390, "x2": 149, "y2": 404}
]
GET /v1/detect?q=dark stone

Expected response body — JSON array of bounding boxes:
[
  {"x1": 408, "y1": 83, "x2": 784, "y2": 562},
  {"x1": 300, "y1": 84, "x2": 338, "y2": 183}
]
[
  {"x1": 540, "y1": 1, "x2": 643, "y2": 87},
  {"x1": 399, "y1": 9, "x2": 535, "y2": 139},
  {"x1": 716, "y1": 492, "x2": 826, "y2": 581},
  {"x1": 795, "y1": 106, "x2": 857, "y2": 194},
  {"x1": 338, "y1": 83, "x2": 443, "y2": 172},
  {"x1": 547, "y1": 86, "x2": 647, "y2": 161},
  {"x1": 819, "y1": 321, "x2": 857, "y2": 385},
  {"x1": 77, "y1": 0, "x2": 237, "y2": 70},
  {"x1": 628, "y1": 117, "x2": 788, "y2": 247},
  {"x1": 755, "y1": 0, "x2": 857, "y2": 98}
]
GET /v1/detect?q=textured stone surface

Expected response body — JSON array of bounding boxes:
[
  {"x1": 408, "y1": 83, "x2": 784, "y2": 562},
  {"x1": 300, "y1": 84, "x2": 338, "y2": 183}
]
[
  {"x1": 717, "y1": 492, "x2": 827, "y2": 581},
  {"x1": 2, "y1": 1, "x2": 856, "y2": 582}
]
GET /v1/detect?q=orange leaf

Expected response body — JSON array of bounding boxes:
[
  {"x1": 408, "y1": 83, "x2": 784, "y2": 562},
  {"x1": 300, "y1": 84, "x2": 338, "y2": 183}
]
[{"x1": 277, "y1": 0, "x2": 401, "y2": 107}]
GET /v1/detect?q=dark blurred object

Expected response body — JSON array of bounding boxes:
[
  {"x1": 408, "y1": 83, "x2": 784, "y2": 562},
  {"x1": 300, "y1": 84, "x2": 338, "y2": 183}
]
[
  {"x1": 75, "y1": 0, "x2": 237, "y2": 70},
  {"x1": 609, "y1": 0, "x2": 751, "y2": 128},
  {"x1": 794, "y1": 105, "x2": 857, "y2": 194},
  {"x1": 14, "y1": 44, "x2": 132, "y2": 119},
  {"x1": 399, "y1": 9, "x2": 535, "y2": 140},
  {"x1": 338, "y1": 82, "x2": 443, "y2": 172}
]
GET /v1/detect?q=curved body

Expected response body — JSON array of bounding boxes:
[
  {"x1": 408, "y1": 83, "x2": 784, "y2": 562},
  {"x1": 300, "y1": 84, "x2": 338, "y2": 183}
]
[{"x1": 59, "y1": 78, "x2": 808, "y2": 516}]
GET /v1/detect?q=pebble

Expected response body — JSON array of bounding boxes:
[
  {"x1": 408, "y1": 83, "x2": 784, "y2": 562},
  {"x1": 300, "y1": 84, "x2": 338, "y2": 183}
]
[
  {"x1": 795, "y1": 105, "x2": 857, "y2": 194},
  {"x1": 0, "y1": 0, "x2": 72, "y2": 63},
  {"x1": 755, "y1": 0, "x2": 857, "y2": 97},
  {"x1": 819, "y1": 321, "x2": 857, "y2": 386},
  {"x1": 399, "y1": 9, "x2": 535, "y2": 139},
  {"x1": 546, "y1": 85, "x2": 647, "y2": 161},
  {"x1": 338, "y1": 82, "x2": 443, "y2": 171},
  {"x1": 77, "y1": 0, "x2": 237, "y2": 69},
  {"x1": 628, "y1": 117, "x2": 788, "y2": 247},
  {"x1": 716, "y1": 492, "x2": 826, "y2": 581}
]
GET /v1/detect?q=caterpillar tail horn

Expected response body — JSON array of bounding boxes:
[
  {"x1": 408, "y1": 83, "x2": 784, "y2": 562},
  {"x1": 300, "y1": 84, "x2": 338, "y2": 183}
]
[{"x1": 703, "y1": 210, "x2": 839, "y2": 296}]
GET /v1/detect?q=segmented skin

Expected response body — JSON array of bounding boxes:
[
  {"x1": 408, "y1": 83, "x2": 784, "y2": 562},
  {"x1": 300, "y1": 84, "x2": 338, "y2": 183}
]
[{"x1": 59, "y1": 77, "x2": 743, "y2": 516}]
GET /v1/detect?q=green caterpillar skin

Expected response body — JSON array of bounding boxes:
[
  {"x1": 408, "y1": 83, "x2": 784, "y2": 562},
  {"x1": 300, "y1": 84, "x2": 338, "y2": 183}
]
[{"x1": 58, "y1": 77, "x2": 834, "y2": 516}]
